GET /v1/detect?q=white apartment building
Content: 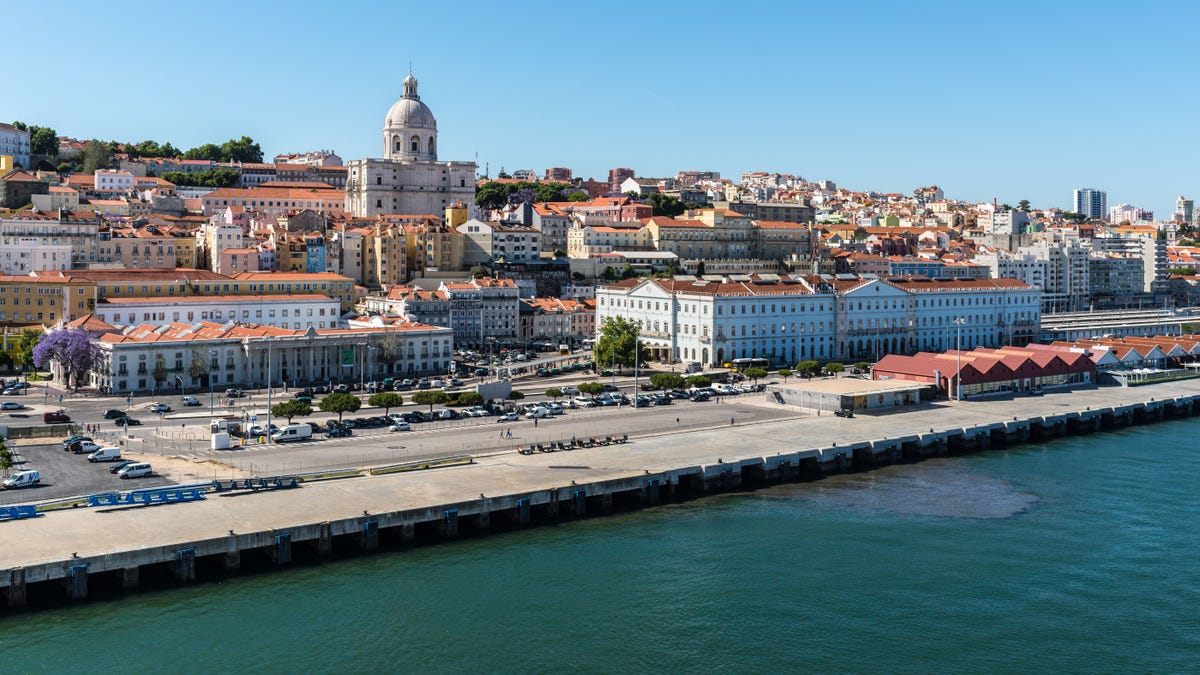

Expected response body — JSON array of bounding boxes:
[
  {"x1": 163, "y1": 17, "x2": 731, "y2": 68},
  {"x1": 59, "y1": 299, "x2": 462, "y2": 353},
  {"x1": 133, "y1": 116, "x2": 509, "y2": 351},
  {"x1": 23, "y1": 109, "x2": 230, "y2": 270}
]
[
  {"x1": 0, "y1": 210, "x2": 101, "y2": 264},
  {"x1": 0, "y1": 239, "x2": 72, "y2": 274},
  {"x1": 93, "y1": 294, "x2": 342, "y2": 330},
  {"x1": 458, "y1": 219, "x2": 542, "y2": 265},
  {"x1": 359, "y1": 277, "x2": 520, "y2": 347},
  {"x1": 0, "y1": 123, "x2": 31, "y2": 169},
  {"x1": 596, "y1": 274, "x2": 1041, "y2": 367},
  {"x1": 94, "y1": 170, "x2": 135, "y2": 195},
  {"x1": 198, "y1": 221, "x2": 245, "y2": 272},
  {"x1": 84, "y1": 320, "x2": 453, "y2": 394},
  {"x1": 974, "y1": 250, "x2": 1046, "y2": 292}
]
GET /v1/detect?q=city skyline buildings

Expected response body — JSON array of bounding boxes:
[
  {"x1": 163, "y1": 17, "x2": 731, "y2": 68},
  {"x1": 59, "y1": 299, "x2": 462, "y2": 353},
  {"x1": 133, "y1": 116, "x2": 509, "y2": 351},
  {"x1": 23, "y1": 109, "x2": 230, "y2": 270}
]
[{"x1": 4, "y1": 1, "x2": 1198, "y2": 218}]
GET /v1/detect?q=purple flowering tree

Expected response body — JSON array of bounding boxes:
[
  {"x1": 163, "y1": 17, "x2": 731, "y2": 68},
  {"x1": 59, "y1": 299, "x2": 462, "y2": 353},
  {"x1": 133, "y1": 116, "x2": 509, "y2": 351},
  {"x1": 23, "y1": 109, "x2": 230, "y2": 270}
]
[{"x1": 32, "y1": 329, "x2": 103, "y2": 391}]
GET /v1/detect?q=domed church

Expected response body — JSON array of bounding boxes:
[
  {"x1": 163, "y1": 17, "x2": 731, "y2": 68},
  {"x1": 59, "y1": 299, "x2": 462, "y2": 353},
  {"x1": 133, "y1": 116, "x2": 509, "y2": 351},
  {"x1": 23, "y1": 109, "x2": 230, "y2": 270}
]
[{"x1": 345, "y1": 72, "x2": 476, "y2": 217}]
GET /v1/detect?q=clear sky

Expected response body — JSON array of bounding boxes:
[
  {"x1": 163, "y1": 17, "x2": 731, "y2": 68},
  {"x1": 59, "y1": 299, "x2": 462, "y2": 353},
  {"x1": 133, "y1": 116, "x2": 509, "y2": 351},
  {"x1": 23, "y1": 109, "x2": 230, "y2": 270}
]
[{"x1": 5, "y1": 0, "x2": 1197, "y2": 216}]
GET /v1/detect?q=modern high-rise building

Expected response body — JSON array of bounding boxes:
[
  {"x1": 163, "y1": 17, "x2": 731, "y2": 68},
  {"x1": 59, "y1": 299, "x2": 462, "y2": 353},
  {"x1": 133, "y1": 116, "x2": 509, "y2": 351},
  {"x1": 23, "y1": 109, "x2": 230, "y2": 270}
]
[
  {"x1": 1174, "y1": 196, "x2": 1194, "y2": 223},
  {"x1": 1073, "y1": 188, "x2": 1107, "y2": 220}
]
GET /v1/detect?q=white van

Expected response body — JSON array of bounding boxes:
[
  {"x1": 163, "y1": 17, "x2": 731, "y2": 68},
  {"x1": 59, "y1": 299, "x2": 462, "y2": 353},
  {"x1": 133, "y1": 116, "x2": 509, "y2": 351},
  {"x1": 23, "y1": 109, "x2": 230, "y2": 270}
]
[
  {"x1": 271, "y1": 423, "x2": 313, "y2": 443},
  {"x1": 181, "y1": 395, "x2": 200, "y2": 406},
  {"x1": 87, "y1": 446, "x2": 122, "y2": 463},
  {"x1": 2, "y1": 470, "x2": 40, "y2": 489},
  {"x1": 525, "y1": 406, "x2": 549, "y2": 419},
  {"x1": 117, "y1": 462, "x2": 152, "y2": 479}
]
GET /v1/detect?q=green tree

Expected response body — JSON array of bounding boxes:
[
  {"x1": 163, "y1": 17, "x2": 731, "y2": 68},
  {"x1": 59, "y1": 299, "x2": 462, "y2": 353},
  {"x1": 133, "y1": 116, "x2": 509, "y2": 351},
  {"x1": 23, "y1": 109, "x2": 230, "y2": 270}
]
[
  {"x1": 183, "y1": 143, "x2": 222, "y2": 161},
  {"x1": 220, "y1": 136, "x2": 263, "y2": 163},
  {"x1": 475, "y1": 181, "x2": 517, "y2": 209},
  {"x1": 695, "y1": 261, "x2": 706, "y2": 276},
  {"x1": 776, "y1": 368, "x2": 793, "y2": 383},
  {"x1": 80, "y1": 141, "x2": 110, "y2": 173},
  {"x1": 593, "y1": 316, "x2": 650, "y2": 373},
  {"x1": 742, "y1": 367, "x2": 769, "y2": 383},
  {"x1": 795, "y1": 360, "x2": 821, "y2": 378},
  {"x1": 30, "y1": 126, "x2": 58, "y2": 157},
  {"x1": 152, "y1": 354, "x2": 168, "y2": 391},
  {"x1": 853, "y1": 361, "x2": 872, "y2": 373},
  {"x1": 686, "y1": 375, "x2": 711, "y2": 388},
  {"x1": 1016, "y1": 199, "x2": 1031, "y2": 212},
  {"x1": 412, "y1": 390, "x2": 449, "y2": 412},
  {"x1": 272, "y1": 400, "x2": 313, "y2": 423},
  {"x1": 646, "y1": 192, "x2": 686, "y2": 217},
  {"x1": 189, "y1": 347, "x2": 209, "y2": 385},
  {"x1": 318, "y1": 392, "x2": 361, "y2": 421},
  {"x1": 368, "y1": 392, "x2": 403, "y2": 415},
  {"x1": 544, "y1": 387, "x2": 563, "y2": 401},
  {"x1": 823, "y1": 362, "x2": 845, "y2": 376},
  {"x1": 577, "y1": 381, "x2": 606, "y2": 396},
  {"x1": 10, "y1": 121, "x2": 26, "y2": 131},
  {"x1": 0, "y1": 440, "x2": 13, "y2": 478},
  {"x1": 567, "y1": 191, "x2": 589, "y2": 201},
  {"x1": 649, "y1": 372, "x2": 685, "y2": 390},
  {"x1": 455, "y1": 391, "x2": 484, "y2": 407},
  {"x1": 14, "y1": 327, "x2": 42, "y2": 373},
  {"x1": 553, "y1": 249, "x2": 567, "y2": 258},
  {"x1": 506, "y1": 390, "x2": 525, "y2": 400},
  {"x1": 161, "y1": 168, "x2": 240, "y2": 188}
]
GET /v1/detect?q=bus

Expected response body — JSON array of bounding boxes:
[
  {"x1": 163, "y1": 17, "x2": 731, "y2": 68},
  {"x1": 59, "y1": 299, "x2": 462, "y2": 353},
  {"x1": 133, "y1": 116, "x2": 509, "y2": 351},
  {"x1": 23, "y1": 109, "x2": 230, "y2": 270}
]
[{"x1": 725, "y1": 358, "x2": 770, "y2": 372}]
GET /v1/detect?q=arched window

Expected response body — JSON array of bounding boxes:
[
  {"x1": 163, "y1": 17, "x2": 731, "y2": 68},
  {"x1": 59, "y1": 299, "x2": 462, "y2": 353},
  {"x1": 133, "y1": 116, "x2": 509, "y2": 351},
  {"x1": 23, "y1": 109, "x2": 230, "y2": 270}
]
[
  {"x1": 393, "y1": 136, "x2": 401, "y2": 152},
  {"x1": 411, "y1": 135, "x2": 420, "y2": 152}
]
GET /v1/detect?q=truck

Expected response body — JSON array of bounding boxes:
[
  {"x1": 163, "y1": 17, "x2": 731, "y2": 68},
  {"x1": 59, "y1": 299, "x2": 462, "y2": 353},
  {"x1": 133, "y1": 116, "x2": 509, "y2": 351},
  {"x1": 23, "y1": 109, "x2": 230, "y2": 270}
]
[{"x1": 271, "y1": 423, "x2": 313, "y2": 443}]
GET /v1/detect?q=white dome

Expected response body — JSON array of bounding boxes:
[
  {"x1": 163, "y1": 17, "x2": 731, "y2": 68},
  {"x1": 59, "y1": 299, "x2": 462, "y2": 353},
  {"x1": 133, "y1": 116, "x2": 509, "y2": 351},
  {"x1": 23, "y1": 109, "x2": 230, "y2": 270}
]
[{"x1": 385, "y1": 96, "x2": 436, "y2": 131}]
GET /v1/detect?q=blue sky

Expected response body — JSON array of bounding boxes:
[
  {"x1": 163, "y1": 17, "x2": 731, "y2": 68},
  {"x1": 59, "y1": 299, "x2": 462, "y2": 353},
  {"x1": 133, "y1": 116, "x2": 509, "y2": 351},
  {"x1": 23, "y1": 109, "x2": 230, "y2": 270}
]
[{"x1": 6, "y1": 1, "x2": 1197, "y2": 216}]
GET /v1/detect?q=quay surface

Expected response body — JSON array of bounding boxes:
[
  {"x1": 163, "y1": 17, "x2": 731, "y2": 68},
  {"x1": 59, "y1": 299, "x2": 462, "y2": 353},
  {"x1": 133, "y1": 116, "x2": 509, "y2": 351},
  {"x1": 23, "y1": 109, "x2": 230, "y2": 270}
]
[{"x1": 5, "y1": 379, "x2": 1200, "y2": 609}]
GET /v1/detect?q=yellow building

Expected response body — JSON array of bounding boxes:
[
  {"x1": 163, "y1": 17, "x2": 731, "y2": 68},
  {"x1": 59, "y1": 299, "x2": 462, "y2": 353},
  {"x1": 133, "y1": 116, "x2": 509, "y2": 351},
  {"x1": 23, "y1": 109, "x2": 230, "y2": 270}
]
[
  {"x1": 0, "y1": 156, "x2": 12, "y2": 173},
  {"x1": 31, "y1": 268, "x2": 358, "y2": 313},
  {"x1": 0, "y1": 274, "x2": 99, "y2": 327}
]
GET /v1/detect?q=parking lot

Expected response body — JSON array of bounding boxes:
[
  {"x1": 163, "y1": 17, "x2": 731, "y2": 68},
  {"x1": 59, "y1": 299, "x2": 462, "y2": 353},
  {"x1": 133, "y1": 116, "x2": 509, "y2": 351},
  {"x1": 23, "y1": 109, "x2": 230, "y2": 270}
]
[{"x1": 0, "y1": 441, "x2": 174, "y2": 504}]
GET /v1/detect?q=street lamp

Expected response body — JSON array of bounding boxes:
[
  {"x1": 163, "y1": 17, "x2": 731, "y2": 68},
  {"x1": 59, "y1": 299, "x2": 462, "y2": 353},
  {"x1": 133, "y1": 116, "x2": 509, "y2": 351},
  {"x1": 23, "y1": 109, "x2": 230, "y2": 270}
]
[
  {"x1": 208, "y1": 349, "x2": 217, "y2": 417},
  {"x1": 953, "y1": 317, "x2": 965, "y2": 401}
]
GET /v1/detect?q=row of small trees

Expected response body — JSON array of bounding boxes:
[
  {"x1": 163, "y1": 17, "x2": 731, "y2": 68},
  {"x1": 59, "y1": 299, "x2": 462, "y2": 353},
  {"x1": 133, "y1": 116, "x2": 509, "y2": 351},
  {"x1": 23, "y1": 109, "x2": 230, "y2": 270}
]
[{"x1": 268, "y1": 390, "x2": 496, "y2": 423}]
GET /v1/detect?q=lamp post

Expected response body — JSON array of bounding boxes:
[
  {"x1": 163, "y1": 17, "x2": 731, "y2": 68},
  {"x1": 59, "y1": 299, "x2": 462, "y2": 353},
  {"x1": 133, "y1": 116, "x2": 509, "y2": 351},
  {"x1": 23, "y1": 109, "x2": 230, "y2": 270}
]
[
  {"x1": 207, "y1": 349, "x2": 217, "y2": 417},
  {"x1": 953, "y1": 317, "x2": 965, "y2": 401},
  {"x1": 265, "y1": 338, "x2": 274, "y2": 444}
]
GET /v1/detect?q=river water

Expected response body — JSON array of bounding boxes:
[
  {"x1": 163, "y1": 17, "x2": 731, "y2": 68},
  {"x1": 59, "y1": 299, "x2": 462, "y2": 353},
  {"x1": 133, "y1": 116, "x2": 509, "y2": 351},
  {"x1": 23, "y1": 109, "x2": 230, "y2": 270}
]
[{"x1": 3, "y1": 420, "x2": 1198, "y2": 671}]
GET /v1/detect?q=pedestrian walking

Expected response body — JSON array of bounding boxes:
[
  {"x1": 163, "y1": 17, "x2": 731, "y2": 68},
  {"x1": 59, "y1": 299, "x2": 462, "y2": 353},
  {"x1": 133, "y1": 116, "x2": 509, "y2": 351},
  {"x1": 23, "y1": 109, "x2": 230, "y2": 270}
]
[
  {"x1": 500, "y1": 429, "x2": 504, "y2": 439},
  {"x1": 676, "y1": 417, "x2": 680, "y2": 425},
  {"x1": 534, "y1": 418, "x2": 538, "y2": 428},
  {"x1": 730, "y1": 416, "x2": 735, "y2": 426}
]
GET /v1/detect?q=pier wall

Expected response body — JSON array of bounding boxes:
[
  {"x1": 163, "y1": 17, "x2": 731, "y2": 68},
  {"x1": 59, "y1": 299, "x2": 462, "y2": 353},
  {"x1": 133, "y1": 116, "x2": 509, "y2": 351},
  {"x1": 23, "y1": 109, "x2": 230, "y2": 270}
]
[{"x1": 5, "y1": 392, "x2": 1199, "y2": 611}]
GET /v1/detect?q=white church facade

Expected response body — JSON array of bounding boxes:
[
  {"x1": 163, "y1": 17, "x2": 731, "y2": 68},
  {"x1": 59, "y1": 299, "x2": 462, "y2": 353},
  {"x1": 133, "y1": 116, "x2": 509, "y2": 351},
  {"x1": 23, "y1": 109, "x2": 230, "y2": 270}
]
[{"x1": 344, "y1": 73, "x2": 477, "y2": 217}]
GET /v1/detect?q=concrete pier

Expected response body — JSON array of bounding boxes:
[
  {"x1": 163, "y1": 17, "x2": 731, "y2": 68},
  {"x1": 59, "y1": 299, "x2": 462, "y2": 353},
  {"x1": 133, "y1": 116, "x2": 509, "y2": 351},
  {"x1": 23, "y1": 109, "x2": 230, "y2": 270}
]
[{"x1": 6, "y1": 379, "x2": 1200, "y2": 611}]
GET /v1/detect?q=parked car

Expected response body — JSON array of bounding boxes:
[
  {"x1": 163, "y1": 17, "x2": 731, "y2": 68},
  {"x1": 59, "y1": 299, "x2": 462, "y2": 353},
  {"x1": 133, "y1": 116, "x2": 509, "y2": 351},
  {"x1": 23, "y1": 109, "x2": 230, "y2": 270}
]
[
  {"x1": 70, "y1": 440, "x2": 102, "y2": 454},
  {"x1": 87, "y1": 447, "x2": 122, "y2": 462},
  {"x1": 149, "y1": 403, "x2": 172, "y2": 413},
  {"x1": 181, "y1": 395, "x2": 201, "y2": 406},
  {"x1": 103, "y1": 409, "x2": 126, "y2": 419},
  {"x1": 498, "y1": 412, "x2": 520, "y2": 422},
  {"x1": 225, "y1": 388, "x2": 244, "y2": 398},
  {"x1": 117, "y1": 463, "x2": 153, "y2": 479},
  {"x1": 114, "y1": 416, "x2": 142, "y2": 426},
  {"x1": 562, "y1": 386, "x2": 580, "y2": 396},
  {"x1": 326, "y1": 426, "x2": 353, "y2": 438},
  {"x1": 109, "y1": 459, "x2": 138, "y2": 474},
  {"x1": 388, "y1": 421, "x2": 411, "y2": 432},
  {"x1": 61, "y1": 435, "x2": 90, "y2": 450},
  {"x1": 0, "y1": 401, "x2": 23, "y2": 410},
  {"x1": 2, "y1": 470, "x2": 40, "y2": 489},
  {"x1": 525, "y1": 406, "x2": 549, "y2": 419}
]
